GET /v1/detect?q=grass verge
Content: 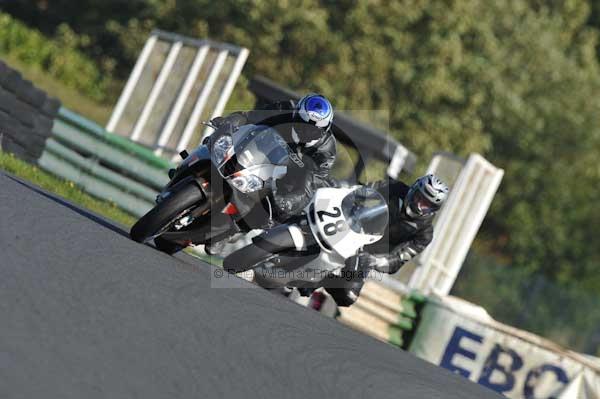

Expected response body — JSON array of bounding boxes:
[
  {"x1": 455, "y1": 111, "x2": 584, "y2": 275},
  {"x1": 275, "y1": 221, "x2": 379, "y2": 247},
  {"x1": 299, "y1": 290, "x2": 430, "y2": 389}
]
[
  {"x1": 0, "y1": 151, "x2": 221, "y2": 263},
  {"x1": 0, "y1": 151, "x2": 136, "y2": 227}
]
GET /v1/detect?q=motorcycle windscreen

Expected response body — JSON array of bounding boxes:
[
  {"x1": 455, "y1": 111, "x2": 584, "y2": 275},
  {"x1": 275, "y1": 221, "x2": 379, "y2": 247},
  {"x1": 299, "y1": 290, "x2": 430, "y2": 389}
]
[
  {"x1": 233, "y1": 125, "x2": 290, "y2": 168},
  {"x1": 341, "y1": 187, "x2": 389, "y2": 236}
]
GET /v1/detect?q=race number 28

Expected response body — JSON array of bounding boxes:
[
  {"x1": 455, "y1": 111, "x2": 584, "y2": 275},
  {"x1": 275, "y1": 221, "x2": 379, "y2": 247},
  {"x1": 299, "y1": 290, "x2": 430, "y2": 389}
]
[{"x1": 318, "y1": 207, "x2": 347, "y2": 236}]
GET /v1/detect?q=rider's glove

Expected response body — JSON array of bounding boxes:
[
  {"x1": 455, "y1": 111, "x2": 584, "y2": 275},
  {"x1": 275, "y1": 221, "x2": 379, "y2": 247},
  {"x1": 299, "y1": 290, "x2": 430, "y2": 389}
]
[
  {"x1": 210, "y1": 116, "x2": 228, "y2": 128},
  {"x1": 343, "y1": 252, "x2": 378, "y2": 281},
  {"x1": 371, "y1": 254, "x2": 408, "y2": 274},
  {"x1": 209, "y1": 117, "x2": 236, "y2": 136},
  {"x1": 211, "y1": 112, "x2": 247, "y2": 130},
  {"x1": 346, "y1": 252, "x2": 400, "y2": 275}
]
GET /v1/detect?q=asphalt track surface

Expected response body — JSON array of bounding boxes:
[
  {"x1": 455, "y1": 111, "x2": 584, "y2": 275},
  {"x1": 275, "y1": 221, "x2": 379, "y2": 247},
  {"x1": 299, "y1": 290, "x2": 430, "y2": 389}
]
[{"x1": 0, "y1": 171, "x2": 502, "y2": 399}]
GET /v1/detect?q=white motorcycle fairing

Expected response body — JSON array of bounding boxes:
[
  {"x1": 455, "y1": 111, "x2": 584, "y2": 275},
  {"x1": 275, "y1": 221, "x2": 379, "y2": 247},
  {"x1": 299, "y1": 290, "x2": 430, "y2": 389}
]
[
  {"x1": 307, "y1": 187, "x2": 383, "y2": 259},
  {"x1": 252, "y1": 186, "x2": 387, "y2": 289}
]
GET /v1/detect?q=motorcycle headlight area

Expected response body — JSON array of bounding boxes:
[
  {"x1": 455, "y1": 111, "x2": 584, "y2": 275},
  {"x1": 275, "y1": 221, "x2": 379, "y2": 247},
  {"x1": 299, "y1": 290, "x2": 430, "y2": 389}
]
[
  {"x1": 230, "y1": 174, "x2": 264, "y2": 193},
  {"x1": 212, "y1": 135, "x2": 233, "y2": 165}
]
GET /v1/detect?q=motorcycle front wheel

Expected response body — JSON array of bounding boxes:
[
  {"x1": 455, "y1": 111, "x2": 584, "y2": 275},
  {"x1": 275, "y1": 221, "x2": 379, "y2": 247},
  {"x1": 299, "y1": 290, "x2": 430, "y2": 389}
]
[{"x1": 130, "y1": 182, "x2": 204, "y2": 249}]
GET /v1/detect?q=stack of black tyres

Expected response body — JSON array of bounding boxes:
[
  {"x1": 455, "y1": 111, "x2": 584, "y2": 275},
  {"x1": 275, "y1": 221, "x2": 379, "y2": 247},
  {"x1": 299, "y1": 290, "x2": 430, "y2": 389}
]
[{"x1": 0, "y1": 60, "x2": 61, "y2": 164}]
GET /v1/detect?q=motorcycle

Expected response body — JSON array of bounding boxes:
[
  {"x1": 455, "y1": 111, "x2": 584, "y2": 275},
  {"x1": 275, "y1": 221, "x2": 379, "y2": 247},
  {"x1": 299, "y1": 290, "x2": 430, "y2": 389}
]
[
  {"x1": 223, "y1": 185, "x2": 389, "y2": 291},
  {"x1": 130, "y1": 124, "x2": 292, "y2": 253}
]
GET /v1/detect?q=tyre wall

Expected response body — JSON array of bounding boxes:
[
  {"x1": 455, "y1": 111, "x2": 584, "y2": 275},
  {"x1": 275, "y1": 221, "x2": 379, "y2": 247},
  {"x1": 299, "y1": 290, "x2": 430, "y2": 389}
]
[{"x1": 0, "y1": 60, "x2": 61, "y2": 163}]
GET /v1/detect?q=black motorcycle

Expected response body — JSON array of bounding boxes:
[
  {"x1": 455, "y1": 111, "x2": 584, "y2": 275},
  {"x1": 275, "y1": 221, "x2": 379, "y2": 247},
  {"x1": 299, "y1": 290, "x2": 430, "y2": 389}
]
[{"x1": 130, "y1": 124, "x2": 291, "y2": 253}]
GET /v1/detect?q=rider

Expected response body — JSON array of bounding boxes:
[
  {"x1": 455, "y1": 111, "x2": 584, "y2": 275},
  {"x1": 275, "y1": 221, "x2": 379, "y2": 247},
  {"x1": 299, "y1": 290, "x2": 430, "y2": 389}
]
[
  {"x1": 324, "y1": 174, "x2": 450, "y2": 306},
  {"x1": 211, "y1": 94, "x2": 336, "y2": 218}
]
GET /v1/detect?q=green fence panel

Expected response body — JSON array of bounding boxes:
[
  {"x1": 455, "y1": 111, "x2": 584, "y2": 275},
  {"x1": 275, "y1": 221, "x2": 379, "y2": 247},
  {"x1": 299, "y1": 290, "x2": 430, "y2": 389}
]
[
  {"x1": 45, "y1": 139, "x2": 158, "y2": 203},
  {"x1": 52, "y1": 119, "x2": 169, "y2": 191},
  {"x1": 56, "y1": 107, "x2": 174, "y2": 170},
  {"x1": 38, "y1": 151, "x2": 154, "y2": 218}
]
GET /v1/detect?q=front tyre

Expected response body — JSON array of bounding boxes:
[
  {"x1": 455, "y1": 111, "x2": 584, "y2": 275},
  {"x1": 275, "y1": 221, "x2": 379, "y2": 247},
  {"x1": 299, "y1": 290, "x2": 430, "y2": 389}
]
[{"x1": 130, "y1": 183, "x2": 204, "y2": 245}]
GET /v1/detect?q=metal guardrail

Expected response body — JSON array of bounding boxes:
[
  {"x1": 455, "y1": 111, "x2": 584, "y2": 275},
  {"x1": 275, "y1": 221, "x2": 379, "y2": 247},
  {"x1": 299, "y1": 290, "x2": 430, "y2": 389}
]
[
  {"x1": 38, "y1": 107, "x2": 174, "y2": 218},
  {"x1": 59, "y1": 107, "x2": 172, "y2": 172}
]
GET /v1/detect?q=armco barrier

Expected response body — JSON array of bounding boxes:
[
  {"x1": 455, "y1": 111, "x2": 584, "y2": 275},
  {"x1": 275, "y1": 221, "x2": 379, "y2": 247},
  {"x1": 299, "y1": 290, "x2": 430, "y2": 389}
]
[{"x1": 38, "y1": 107, "x2": 174, "y2": 218}]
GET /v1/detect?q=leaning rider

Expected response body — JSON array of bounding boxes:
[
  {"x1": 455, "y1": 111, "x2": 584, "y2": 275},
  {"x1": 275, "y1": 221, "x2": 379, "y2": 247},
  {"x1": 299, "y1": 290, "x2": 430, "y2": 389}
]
[
  {"x1": 324, "y1": 174, "x2": 450, "y2": 306},
  {"x1": 211, "y1": 94, "x2": 336, "y2": 219}
]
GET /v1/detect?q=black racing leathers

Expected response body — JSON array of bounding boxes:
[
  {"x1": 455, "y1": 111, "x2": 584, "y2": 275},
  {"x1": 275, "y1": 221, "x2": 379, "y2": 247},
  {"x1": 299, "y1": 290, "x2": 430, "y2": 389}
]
[
  {"x1": 324, "y1": 177, "x2": 435, "y2": 306},
  {"x1": 364, "y1": 177, "x2": 434, "y2": 274},
  {"x1": 216, "y1": 100, "x2": 336, "y2": 218}
]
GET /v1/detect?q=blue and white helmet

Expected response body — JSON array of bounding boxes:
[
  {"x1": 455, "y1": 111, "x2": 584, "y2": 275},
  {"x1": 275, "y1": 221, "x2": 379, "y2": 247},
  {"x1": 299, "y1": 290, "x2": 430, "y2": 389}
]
[{"x1": 296, "y1": 94, "x2": 333, "y2": 129}]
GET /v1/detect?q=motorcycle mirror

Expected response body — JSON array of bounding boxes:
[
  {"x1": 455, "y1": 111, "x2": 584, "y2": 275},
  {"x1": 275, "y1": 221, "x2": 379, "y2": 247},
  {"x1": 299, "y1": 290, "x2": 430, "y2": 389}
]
[{"x1": 200, "y1": 121, "x2": 218, "y2": 130}]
